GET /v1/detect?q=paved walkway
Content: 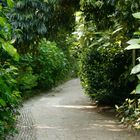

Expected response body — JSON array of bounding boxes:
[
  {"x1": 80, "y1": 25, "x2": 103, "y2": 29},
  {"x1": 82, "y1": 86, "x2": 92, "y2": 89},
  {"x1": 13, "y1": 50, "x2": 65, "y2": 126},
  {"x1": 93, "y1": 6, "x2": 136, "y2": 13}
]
[{"x1": 12, "y1": 79, "x2": 139, "y2": 140}]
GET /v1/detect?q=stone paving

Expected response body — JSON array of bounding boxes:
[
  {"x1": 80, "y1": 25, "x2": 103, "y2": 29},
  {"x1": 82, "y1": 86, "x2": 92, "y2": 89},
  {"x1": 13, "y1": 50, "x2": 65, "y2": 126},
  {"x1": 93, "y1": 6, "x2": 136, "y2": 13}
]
[{"x1": 11, "y1": 79, "x2": 139, "y2": 140}]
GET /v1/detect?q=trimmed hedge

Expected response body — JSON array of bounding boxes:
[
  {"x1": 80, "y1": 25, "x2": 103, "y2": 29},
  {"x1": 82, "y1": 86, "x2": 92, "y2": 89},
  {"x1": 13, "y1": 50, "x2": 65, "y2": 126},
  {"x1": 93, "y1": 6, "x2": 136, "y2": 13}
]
[{"x1": 79, "y1": 33, "x2": 135, "y2": 105}]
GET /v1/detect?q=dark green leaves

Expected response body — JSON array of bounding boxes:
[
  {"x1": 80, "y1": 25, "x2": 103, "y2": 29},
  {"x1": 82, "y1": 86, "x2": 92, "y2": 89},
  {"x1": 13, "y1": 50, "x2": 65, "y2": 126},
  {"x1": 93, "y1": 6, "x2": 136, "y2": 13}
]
[
  {"x1": 0, "y1": 99, "x2": 6, "y2": 107},
  {"x1": 9, "y1": 0, "x2": 54, "y2": 53}
]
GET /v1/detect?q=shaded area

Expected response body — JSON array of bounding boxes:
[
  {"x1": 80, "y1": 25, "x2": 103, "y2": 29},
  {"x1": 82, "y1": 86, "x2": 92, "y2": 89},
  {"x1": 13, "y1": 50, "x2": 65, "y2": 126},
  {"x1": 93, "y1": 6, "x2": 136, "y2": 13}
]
[{"x1": 7, "y1": 108, "x2": 36, "y2": 140}]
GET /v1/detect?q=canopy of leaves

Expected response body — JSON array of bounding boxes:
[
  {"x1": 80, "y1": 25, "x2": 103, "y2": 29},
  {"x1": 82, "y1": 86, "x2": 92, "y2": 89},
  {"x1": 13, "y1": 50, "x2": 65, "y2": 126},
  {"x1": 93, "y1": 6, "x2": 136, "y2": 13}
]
[{"x1": 8, "y1": 0, "x2": 80, "y2": 54}]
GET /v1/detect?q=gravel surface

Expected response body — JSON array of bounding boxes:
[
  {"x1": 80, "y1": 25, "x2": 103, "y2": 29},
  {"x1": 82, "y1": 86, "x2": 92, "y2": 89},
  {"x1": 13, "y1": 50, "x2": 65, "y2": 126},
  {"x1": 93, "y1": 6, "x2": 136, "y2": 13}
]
[{"x1": 11, "y1": 79, "x2": 139, "y2": 140}]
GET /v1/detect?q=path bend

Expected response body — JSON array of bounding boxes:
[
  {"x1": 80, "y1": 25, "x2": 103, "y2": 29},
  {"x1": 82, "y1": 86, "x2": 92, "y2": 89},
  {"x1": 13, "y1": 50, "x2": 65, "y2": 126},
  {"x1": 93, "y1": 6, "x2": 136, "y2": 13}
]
[{"x1": 12, "y1": 79, "x2": 139, "y2": 140}]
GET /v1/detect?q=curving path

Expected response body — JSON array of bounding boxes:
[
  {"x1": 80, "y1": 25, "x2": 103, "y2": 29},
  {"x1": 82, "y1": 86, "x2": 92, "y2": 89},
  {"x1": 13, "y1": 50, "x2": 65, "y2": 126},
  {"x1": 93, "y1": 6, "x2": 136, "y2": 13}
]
[{"x1": 12, "y1": 79, "x2": 139, "y2": 140}]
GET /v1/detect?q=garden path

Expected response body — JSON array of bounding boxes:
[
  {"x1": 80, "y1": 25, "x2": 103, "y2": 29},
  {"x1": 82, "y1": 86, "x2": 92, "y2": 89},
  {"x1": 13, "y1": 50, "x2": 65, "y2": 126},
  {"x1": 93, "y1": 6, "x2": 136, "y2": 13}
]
[{"x1": 12, "y1": 79, "x2": 139, "y2": 140}]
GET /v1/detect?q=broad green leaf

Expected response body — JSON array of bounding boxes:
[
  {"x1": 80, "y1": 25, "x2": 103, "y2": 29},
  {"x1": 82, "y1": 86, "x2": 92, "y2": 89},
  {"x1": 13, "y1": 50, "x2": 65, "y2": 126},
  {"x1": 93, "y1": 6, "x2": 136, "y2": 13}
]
[
  {"x1": 89, "y1": 42, "x2": 98, "y2": 48},
  {"x1": 132, "y1": 12, "x2": 140, "y2": 19},
  {"x1": 130, "y1": 90, "x2": 135, "y2": 94},
  {"x1": 136, "y1": 84, "x2": 140, "y2": 94},
  {"x1": 127, "y1": 39, "x2": 140, "y2": 45},
  {"x1": 131, "y1": 64, "x2": 140, "y2": 74},
  {"x1": 134, "y1": 31, "x2": 140, "y2": 36},
  {"x1": 125, "y1": 44, "x2": 140, "y2": 50},
  {"x1": 0, "y1": 17, "x2": 6, "y2": 26},
  {"x1": 112, "y1": 27, "x2": 123, "y2": 35},
  {"x1": 10, "y1": 38, "x2": 16, "y2": 44},
  {"x1": 0, "y1": 4, "x2": 2, "y2": 10},
  {"x1": 137, "y1": 74, "x2": 140, "y2": 80},
  {"x1": 94, "y1": 32, "x2": 103, "y2": 35},
  {"x1": 115, "y1": 105, "x2": 119, "y2": 110},
  {"x1": 7, "y1": 0, "x2": 14, "y2": 8},
  {"x1": 0, "y1": 99, "x2": 6, "y2": 107},
  {"x1": 2, "y1": 42, "x2": 19, "y2": 61}
]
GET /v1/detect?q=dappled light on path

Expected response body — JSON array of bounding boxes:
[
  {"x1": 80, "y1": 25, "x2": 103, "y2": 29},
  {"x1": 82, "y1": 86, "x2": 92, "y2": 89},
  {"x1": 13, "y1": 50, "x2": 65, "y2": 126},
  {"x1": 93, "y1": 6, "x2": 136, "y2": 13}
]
[
  {"x1": 12, "y1": 79, "x2": 140, "y2": 140},
  {"x1": 51, "y1": 105, "x2": 97, "y2": 109}
]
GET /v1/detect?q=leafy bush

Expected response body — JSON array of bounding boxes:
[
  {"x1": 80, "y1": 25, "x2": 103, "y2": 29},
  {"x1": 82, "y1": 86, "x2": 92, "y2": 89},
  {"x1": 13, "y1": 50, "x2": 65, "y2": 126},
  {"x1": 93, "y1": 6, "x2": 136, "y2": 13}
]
[
  {"x1": 73, "y1": 2, "x2": 138, "y2": 105},
  {"x1": 116, "y1": 99, "x2": 140, "y2": 129},
  {"x1": 0, "y1": 64, "x2": 21, "y2": 138},
  {"x1": 79, "y1": 31, "x2": 135, "y2": 105},
  {"x1": 116, "y1": 12, "x2": 140, "y2": 130},
  {"x1": 17, "y1": 66, "x2": 38, "y2": 91},
  {"x1": 0, "y1": 1, "x2": 21, "y2": 138},
  {"x1": 32, "y1": 39, "x2": 69, "y2": 89},
  {"x1": 15, "y1": 38, "x2": 70, "y2": 97}
]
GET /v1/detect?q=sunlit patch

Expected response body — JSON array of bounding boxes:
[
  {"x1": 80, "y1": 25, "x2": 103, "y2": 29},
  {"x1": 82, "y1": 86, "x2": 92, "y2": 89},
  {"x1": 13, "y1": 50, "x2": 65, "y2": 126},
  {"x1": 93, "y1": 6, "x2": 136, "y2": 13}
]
[
  {"x1": 35, "y1": 125, "x2": 70, "y2": 131},
  {"x1": 88, "y1": 122, "x2": 124, "y2": 132},
  {"x1": 35, "y1": 125, "x2": 57, "y2": 129},
  {"x1": 51, "y1": 105, "x2": 97, "y2": 109},
  {"x1": 108, "y1": 128, "x2": 124, "y2": 132}
]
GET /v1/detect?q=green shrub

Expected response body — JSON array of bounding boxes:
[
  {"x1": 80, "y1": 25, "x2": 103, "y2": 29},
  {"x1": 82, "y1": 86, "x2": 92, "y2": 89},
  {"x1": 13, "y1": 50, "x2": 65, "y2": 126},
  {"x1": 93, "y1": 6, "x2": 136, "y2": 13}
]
[
  {"x1": 16, "y1": 39, "x2": 70, "y2": 96},
  {"x1": 116, "y1": 99, "x2": 140, "y2": 129},
  {"x1": 79, "y1": 31, "x2": 135, "y2": 105},
  {"x1": 0, "y1": 1, "x2": 21, "y2": 138},
  {"x1": 116, "y1": 12, "x2": 140, "y2": 130},
  {"x1": 33, "y1": 38, "x2": 69, "y2": 89},
  {"x1": 17, "y1": 66, "x2": 38, "y2": 91},
  {"x1": 0, "y1": 64, "x2": 21, "y2": 138}
]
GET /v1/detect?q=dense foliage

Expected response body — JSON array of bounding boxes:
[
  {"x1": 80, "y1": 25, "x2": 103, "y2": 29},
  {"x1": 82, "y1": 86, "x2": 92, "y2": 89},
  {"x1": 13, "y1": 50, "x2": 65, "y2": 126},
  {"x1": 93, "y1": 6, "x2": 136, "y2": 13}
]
[
  {"x1": 79, "y1": 31, "x2": 133, "y2": 105},
  {"x1": 0, "y1": 0, "x2": 21, "y2": 138},
  {"x1": 6, "y1": 0, "x2": 79, "y2": 97},
  {"x1": 0, "y1": 0, "x2": 79, "y2": 138},
  {"x1": 8, "y1": 0, "x2": 54, "y2": 53},
  {"x1": 73, "y1": 0, "x2": 140, "y2": 105},
  {"x1": 8, "y1": 0, "x2": 79, "y2": 53},
  {"x1": 116, "y1": 12, "x2": 140, "y2": 129},
  {"x1": 71, "y1": 0, "x2": 140, "y2": 129},
  {"x1": 1, "y1": 0, "x2": 140, "y2": 136},
  {"x1": 19, "y1": 39, "x2": 69, "y2": 90},
  {"x1": 16, "y1": 39, "x2": 69, "y2": 99},
  {"x1": 35, "y1": 39, "x2": 69, "y2": 89}
]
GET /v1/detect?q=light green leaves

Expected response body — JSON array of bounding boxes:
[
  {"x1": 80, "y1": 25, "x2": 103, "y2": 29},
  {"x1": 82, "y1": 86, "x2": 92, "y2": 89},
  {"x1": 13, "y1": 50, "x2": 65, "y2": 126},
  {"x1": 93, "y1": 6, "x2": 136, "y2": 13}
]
[
  {"x1": 2, "y1": 42, "x2": 19, "y2": 61},
  {"x1": 0, "y1": 2, "x2": 19, "y2": 61},
  {"x1": 131, "y1": 64, "x2": 140, "y2": 74},
  {"x1": 125, "y1": 12, "x2": 140, "y2": 50},
  {"x1": 132, "y1": 12, "x2": 140, "y2": 19},
  {"x1": 0, "y1": 4, "x2": 2, "y2": 10},
  {"x1": 0, "y1": 17, "x2": 6, "y2": 26},
  {"x1": 126, "y1": 12, "x2": 140, "y2": 97},
  {"x1": 126, "y1": 39, "x2": 140, "y2": 50},
  {"x1": 136, "y1": 84, "x2": 140, "y2": 94},
  {"x1": 125, "y1": 44, "x2": 140, "y2": 50},
  {"x1": 7, "y1": 0, "x2": 14, "y2": 8},
  {"x1": 127, "y1": 39, "x2": 140, "y2": 45}
]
